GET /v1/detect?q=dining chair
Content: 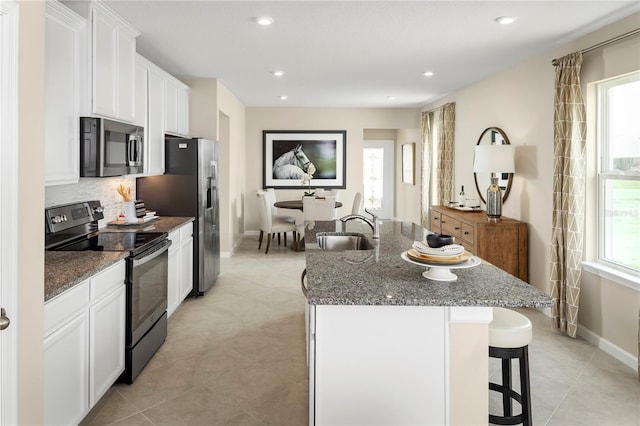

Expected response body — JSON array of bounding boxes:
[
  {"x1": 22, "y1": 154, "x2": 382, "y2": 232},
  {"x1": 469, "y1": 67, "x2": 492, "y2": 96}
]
[
  {"x1": 264, "y1": 188, "x2": 298, "y2": 244},
  {"x1": 351, "y1": 192, "x2": 363, "y2": 214},
  {"x1": 256, "y1": 191, "x2": 297, "y2": 253},
  {"x1": 303, "y1": 196, "x2": 337, "y2": 220}
]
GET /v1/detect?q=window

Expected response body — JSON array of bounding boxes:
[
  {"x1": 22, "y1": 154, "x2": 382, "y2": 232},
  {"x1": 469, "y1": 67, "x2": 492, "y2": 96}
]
[{"x1": 596, "y1": 72, "x2": 640, "y2": 275}]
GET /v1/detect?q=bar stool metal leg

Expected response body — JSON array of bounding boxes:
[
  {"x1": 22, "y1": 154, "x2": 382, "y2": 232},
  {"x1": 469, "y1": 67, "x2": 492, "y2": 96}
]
[{"x1": 489, "y1": 345, "x2": 532, "y2": 426}]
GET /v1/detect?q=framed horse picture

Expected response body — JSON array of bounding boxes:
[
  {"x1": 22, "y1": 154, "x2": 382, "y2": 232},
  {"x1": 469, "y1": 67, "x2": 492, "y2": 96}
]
[{"x1": 263, "y1": 130, "x2": 347, "y2": 189}]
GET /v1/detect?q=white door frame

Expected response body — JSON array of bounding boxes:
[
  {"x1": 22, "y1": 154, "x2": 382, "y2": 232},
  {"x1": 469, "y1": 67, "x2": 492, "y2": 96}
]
[
  {"x1": 363, "y1": 140, "x2": 394, "y2": 219},
  {"x1": 0, "y1": 1, "x2": 19, "y2": 424}
]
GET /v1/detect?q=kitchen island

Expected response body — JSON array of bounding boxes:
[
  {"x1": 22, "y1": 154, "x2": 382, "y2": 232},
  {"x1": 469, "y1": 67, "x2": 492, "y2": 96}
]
[{"x1": 303, "y1": 219, "x2": 551, "y2": 425}]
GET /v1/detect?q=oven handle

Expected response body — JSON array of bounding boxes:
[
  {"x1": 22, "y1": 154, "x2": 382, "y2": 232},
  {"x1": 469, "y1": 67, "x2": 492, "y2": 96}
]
[{"x1": 132, "y1": 239, "x2": 172, "y2": 267}]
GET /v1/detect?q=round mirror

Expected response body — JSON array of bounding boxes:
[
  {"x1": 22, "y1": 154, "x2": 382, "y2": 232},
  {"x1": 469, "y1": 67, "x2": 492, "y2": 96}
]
[{"x1": 473, "y1": 127, "x2": 514, "y2": 205}]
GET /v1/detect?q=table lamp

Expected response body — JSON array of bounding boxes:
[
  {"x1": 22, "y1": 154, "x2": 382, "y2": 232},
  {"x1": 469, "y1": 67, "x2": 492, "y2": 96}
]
[{"x1": 473, "y1": 144, "x2": 515, "y2": 221}]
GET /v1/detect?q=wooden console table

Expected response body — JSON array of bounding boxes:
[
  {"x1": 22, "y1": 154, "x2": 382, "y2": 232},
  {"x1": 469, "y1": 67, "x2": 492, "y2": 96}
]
[{"x1": 430, "y1": 206, "x2": 528, "y2": 282}]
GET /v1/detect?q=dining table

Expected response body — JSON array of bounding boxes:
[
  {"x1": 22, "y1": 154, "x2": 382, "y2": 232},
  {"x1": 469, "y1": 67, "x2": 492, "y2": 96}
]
[
  {"x1": 274, "y1": 199, "x2": 343, "y2": 210},
  {"x1": 274, "y1": 199, "x2": 343, "y2": 252}
]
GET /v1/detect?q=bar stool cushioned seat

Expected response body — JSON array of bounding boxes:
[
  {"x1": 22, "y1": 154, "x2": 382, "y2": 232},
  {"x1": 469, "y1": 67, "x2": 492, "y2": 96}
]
[{"x1": 489, "y1": 307, "x2": 533, "y2": 426}]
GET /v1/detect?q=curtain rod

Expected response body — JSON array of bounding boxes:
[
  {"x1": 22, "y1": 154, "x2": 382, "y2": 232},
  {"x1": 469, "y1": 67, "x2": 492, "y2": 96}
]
[{"x1": 551, "y1": 28, "x2": 640, "y2": 66}]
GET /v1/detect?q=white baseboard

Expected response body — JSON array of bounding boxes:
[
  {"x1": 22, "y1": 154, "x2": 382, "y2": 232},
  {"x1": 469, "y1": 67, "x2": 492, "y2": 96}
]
[
  {"x1": 537, "y1": 307, "x2": 638, "y2": 373},
  {"x1": 577, "y1": 324, "x2": 639, "y2": 373},
  {"x1": 244, "y1": 230, "x2": 260, "y2": 237}
]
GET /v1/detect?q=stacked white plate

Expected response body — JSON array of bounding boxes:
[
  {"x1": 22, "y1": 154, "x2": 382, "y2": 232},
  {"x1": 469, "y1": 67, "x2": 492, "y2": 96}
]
[{"x1": 412, "y1": 241, "x2": 465, "y2": 257}]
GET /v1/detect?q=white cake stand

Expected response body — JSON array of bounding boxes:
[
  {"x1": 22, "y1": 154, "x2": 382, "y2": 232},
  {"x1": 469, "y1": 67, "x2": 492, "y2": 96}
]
[{"x1": 401, "y1": 251, "x2": 481, "y2": 281}]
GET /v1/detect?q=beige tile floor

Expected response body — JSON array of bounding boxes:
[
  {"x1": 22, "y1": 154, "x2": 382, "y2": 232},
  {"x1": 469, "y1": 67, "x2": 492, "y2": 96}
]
[{"x1": 82, "y1": 236, "x2": 639, "y2": 425}]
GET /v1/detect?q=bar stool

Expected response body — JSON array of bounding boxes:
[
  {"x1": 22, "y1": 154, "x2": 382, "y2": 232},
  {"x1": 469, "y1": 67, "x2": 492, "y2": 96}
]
[{"x1": 489, "y1": 307, "x2": 533, "y2": 426}]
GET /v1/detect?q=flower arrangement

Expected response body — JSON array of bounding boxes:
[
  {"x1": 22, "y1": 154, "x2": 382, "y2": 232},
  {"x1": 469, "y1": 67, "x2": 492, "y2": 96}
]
[{"x1": 301, "y1": 164, "x2": 316, "y2": 196}]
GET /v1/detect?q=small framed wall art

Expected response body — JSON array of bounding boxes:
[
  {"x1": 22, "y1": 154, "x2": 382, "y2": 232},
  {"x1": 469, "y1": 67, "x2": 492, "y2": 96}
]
[{"x1": 402, "y1": 143, "x2": 415, "y2": 185}]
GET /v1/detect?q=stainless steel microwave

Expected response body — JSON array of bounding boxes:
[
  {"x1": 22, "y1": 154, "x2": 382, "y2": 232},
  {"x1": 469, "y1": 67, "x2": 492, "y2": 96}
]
[{"x1": 80, "y1": 117, "x2": 144, "y2": 177}]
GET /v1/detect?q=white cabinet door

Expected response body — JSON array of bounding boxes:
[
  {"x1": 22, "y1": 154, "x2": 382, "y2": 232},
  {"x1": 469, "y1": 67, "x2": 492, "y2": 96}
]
[
  {"x1": 89, "y1": 285, "x2": 125, "y2": 406},
  {"x1": 90, "y1": 2, "x2": 139, "y2": 122},
  {"x1": 165, "y1": 76, "x2": 189, "y2": 137},
  {"x1": 313, "y1": 305, "x2": 446, "y2": 425},
  {"x1": 147, "y1": 65, "x2": 165, "y2": 175},
  {"x1": 45, "y1": 2, "x2": 84, "y2": 186},
  {"x1": 91, "y1": 8, "x2": 117, "y2": 118},
  {"x1": 134, "y1": 56, "x2": 147, "y2": 127},
  {"x1": 44, "y1": 312, "x2": 90, "y2": 426},
  {"x1": 179, "y1": 236, "x2": 194, "y2": 300},
  {"x1": 167, "y1": 231, "x2": 180, "y2": 317},
  {"x1": 164, "y1": 78, "x2": 179, "y2": 135},
  {"x1": 177, "y1": 86, "x2": 189, "y2": 137},
  {"x1": 116, "y1": 30, "x2": 136, "y2": 122}
]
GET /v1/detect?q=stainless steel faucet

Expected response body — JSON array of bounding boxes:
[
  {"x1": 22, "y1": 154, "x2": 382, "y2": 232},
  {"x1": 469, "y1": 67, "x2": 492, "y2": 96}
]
[{"x1": 339, "y1": 207, "x2": 379, "y2": 239}]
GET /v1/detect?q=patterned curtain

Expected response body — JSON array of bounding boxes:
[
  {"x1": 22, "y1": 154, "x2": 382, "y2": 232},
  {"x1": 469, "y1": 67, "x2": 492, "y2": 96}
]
[
  {"x1": 550, "y1": 52, "x2": 586, "y2": 338},
  {"x1": 437, "y1": 103, "x2": 455, "y2": 205},
  {"x1": 420, "y1": 111, "x2": 433, "y2": 228}
]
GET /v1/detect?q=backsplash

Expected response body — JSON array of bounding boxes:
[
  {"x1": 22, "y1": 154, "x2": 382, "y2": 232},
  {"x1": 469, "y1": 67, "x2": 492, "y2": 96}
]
[{"x1": 45, "y1": 177, "x2": 137, "y2": 226}]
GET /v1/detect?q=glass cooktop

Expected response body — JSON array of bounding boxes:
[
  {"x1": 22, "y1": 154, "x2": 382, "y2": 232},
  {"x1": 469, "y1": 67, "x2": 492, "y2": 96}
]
[{"x1": 53, "y1": 231, "x2": 166, "y2": 253}]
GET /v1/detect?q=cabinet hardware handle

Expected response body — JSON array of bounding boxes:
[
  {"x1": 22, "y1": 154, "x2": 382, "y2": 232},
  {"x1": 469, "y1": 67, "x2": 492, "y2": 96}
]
[
  {"x1": 0, "y1": 308, "x2": 10, "y2": 331},
  {"x1": 455, "y1": 227, "x2": 460, "y2": 230}
]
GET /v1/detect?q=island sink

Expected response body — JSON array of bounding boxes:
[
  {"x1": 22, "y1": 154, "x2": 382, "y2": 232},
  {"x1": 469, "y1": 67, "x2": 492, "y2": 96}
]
[{"x1": 316, "y1": 232, "x2": 374, "y2": 251}]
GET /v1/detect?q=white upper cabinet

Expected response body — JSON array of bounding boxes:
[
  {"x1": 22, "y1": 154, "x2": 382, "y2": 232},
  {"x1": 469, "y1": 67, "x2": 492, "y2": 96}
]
[
  {"x1": 134, "y1": 56, "x2": 147, "y2": 127},
  {"x1": 144, "y1": 57, "x2": 166, "y2": 175},
  {"x1": 90, "y1": 1, "x2": 139, "y2": 122},
  {"x1": 44, "y1": 1, "x2": 85, "y2": 186},
  {"x1": 164, "y1": 76, "x2": 190, "y2": 137}
]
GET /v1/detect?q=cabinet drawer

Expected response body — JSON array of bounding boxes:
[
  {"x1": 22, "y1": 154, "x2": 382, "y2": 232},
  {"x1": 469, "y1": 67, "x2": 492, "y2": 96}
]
[
  {"x1": 45, "y1": 280, "x2": 89, "y2": 337},
  {"x1": 440, "y1": 214, "x2": 461, "y2": 237},
  {"x1": 430, "y1": 216, "x2": 441, "y2": 233},
  {"x1": 459, "y1": 222, "x2": 474, "y2": 245},
  {"x1": 180, "y1": 222, "x2": 193, "y2": 240},
  {"x1": 90, "y1": 260, "x2": 125, "y2": 302}
]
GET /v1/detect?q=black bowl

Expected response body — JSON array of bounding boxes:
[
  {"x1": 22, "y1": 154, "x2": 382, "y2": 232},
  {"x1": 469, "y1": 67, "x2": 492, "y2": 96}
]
[{"x1": 426, "y1": 233, "x2": 455, "y2": 248}]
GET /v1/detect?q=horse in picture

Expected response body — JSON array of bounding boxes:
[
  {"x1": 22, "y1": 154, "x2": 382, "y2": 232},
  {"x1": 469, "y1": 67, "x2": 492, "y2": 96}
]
[{"x1": 273, "y1": 145, "x2": 315, "y2": 179}]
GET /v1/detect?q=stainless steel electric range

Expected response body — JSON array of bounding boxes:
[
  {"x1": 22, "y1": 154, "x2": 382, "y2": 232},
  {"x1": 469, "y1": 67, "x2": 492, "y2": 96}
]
[{"x1": 45, "y1": 200, "x2": 171, "y2": 383}]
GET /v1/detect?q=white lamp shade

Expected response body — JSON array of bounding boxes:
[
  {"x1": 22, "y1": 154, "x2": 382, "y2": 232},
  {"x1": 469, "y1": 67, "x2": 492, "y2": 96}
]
[{"x1": 473, "y1": 144, "x2": 515, "y2": 173}]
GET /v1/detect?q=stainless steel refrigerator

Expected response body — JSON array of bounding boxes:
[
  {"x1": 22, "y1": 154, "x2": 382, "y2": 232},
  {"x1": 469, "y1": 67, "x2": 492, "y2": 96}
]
[{"x1": 137, "y1": 138, "x2": 220, "y2": 295}]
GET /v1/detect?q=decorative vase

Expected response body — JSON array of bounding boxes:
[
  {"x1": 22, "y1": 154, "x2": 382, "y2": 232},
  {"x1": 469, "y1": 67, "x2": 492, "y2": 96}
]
[{"x1": 486, "y1": 176, "x2": 502, "y2": 221}]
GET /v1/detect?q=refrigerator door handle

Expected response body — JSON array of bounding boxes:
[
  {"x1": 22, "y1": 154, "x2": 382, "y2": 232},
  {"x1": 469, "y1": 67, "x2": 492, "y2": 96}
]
[{"x1": 206, "y1": 177, "x2": 213, "y2": 209}]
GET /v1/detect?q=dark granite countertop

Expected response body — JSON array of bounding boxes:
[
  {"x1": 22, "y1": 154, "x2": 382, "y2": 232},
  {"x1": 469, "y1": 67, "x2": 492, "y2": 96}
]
[
  {"x1": 45, "y1": 217, "x2": 194, "y2": 302},
  {"x1": 105, "y1": 216, "x2": 194, "y2": 234},
  {"x1": 45, "y1": 251, "x2": 128, "y2": 302},
  {"x1": 303, "y1": 219, "x2": 552, "y2": 308}
]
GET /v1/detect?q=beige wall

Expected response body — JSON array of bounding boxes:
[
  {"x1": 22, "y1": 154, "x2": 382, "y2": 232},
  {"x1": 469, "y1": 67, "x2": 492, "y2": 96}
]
[
  {"x1": 395, "y1": 128, "x2": 422, "y2": 224},
  {"x1": 182, "y1": 77, "x2": 247, "y2": 255},
  {"x1": 217, "y1": 81, "x2": 247, "y2": 254},
  {"x1": 420, "y1": 13, "x2": 640, "y2": 361},
  {"x1": 245, "y1": 107, "x2": 420, "y2": 231},
  {"x1": 17, "y1": 1, "x2": 45, "y2": 423}
]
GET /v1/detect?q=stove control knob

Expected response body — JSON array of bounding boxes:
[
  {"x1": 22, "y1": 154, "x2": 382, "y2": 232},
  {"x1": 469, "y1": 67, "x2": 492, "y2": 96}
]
[
  {"x1": 51, "y1": 215, "x2": 61, "y2": 224},
  {"x1": 62, "y1": 215, "x2": 67, "y2": 222}
]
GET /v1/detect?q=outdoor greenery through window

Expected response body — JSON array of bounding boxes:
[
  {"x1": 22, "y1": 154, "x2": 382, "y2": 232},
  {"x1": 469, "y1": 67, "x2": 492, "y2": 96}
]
[{"x1": 596, "y1": 71, "x2": 640, "y2": 274}]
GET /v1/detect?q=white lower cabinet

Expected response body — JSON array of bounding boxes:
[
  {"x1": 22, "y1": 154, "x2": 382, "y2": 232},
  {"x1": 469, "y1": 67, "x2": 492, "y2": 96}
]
[
  {"x1": 309, "y1": 305, "x2": 446, "y2": 425},
  {"x1": 89, "y1": 280, "x2": 126, "y2": 405},
  {"x1": 44, "y1": 284, "x2": 90, "y2": 426},
  {"x1": 179, "y1": 231, "x2": 194, "y2": 300},
  {"x1": 167, "y1": 221, "x2": 194, "y2": 317},
  {"x1": 44, "y1": 260, "x2": 126, "y2": 425}
]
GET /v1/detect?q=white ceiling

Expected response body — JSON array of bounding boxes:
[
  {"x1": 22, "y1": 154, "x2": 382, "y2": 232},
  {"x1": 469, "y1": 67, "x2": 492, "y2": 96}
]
[{"x1": 99, "y1": 0, "x2": 639, "y2": 108}]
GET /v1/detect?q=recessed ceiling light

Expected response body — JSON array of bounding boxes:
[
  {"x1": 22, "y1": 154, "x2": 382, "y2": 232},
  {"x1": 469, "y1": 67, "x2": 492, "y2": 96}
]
[
  {"x1": 255, "y1": 16, "x2": 274, "y2": 26},
  {"x1": 279, "y1": 95, "x2": 288, "y2": 100},
  {"x1": 495, "y1": 16, "x2": 517, "y2": 25},
  {"x1": 387, "y1": 96, "x2": 396, "y2": 100},
  {"x1": 423, "y1": 71, "x2": 434, "y2": 77},
  {"x1": 272, "y1": 70, "x2": 284, "y2": 77}
]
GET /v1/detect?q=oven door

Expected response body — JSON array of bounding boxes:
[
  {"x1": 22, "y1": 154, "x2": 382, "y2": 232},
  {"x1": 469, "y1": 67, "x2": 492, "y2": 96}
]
[{"x1": 128, "y1": 239, "x2": 171, "y2": 345}]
